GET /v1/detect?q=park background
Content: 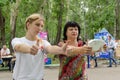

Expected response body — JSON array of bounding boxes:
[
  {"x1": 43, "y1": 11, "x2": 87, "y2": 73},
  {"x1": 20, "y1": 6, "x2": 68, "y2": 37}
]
[{"x1": 0, "y1": 0, "x2": 120, "y2": 57}]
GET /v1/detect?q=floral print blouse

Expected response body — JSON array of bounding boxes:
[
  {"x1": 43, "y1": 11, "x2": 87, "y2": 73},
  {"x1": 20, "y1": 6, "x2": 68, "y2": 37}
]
[{"x1": 58, "y1": 41, "x2": 87, "y2": 80}]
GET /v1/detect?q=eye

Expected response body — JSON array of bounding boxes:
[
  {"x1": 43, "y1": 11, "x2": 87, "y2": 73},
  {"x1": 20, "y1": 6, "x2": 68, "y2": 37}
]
[
  {"x1": 35, "y1": 23, "x2": 40, "y2": 27},
  {"x1": 75, "y1": 28, "x2": 78, "y2": 31},
  {"x1": 40, "y1": 24, "x2": 44, "y2": 28}
]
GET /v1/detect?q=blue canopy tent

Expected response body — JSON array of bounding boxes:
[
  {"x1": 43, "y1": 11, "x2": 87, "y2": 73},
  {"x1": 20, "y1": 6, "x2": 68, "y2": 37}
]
[
  {"x1": 94, "y1": 28, "x2": 114, "y2": 43},
  {"x1": 94, "y1": 28, "x2": 113, "y2": 59},
  {"x1": 87, "y1": 28, "x2": 115, "y2": 68}
]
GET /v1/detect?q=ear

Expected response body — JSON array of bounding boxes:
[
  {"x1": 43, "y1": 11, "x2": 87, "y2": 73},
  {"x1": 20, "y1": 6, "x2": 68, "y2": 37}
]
[{"x1": 26, "y1": 22, "x2": 30, "y2": 30}]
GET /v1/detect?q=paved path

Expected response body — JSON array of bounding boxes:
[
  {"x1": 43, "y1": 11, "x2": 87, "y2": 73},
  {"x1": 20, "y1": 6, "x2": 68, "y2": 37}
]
[{"x1": 0, "y1": 64, "x2": 120, "y2": 80}]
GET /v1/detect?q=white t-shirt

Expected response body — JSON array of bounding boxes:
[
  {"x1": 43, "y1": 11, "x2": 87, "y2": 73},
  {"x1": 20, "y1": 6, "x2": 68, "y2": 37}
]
[
  {"x1": 11, "y1": 37, "x2": 51, "y2": 80},
  {"x1": 1, "y1": 48, "x2": 10, "y2": 56},
  {"x1": 107, "y1": 40, "x2": 115, "y2": 49}
]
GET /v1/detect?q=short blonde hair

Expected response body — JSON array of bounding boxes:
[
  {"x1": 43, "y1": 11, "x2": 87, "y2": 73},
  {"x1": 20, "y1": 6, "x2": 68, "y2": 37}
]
[{"x1": 25, "y1": 13, "x2": 44, "y2": 30}]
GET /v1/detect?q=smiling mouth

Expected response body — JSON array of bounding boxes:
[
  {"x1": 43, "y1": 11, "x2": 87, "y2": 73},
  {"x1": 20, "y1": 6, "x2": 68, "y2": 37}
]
[{"x1": 72, "y1": 34, "x2": 76, "y2": 35}]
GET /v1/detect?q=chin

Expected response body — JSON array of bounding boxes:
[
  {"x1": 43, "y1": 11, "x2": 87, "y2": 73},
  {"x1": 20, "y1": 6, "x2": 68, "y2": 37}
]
[{"x1": 72, "y1": 36, "x2": 77, "y2": 38}]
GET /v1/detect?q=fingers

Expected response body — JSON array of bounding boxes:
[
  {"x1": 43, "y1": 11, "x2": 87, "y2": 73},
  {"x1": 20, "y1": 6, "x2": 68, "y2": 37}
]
[
  {"x1": 62, "y1": 40, "x2": 70, "y2": 50},
  {"x1": 61, "y1": 41, "x2": 71, "y2": 56},
  {"x1": 82, "y1": 46, "x2": 92, "y2": 54},
  {"x1": 30, "y1": 39, "x2": 40, "y2": 55},
  {"x1": 30, "y1": 45, "x2": 39, "y2": 55},
  {"x1": 65, "y1": 40, "x2": 71, "y2": 44},
  {"x1": 63, "y1": 40, "x2": 71, "y2": 53},
  {"x1": 58, "y1": 42, "x2": 64, "y2": 47},
  {"x1": 61, "y1": 44, "x2": 68, "y2": 56},
  {"x1": 36, "y1": 39, "x2": 39, "y2": 46},
  {"x1": 62, "y1": 40, "x2": 71, "y2": 51}
]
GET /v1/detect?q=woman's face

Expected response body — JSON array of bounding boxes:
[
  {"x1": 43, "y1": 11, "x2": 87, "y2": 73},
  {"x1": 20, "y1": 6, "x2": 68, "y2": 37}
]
[
  {"x1": 66, "y1": 27, "x2": 78, "y2": 40},
  {"x1": 27, "y1": 19, "x2": 44, "y2": 36}
]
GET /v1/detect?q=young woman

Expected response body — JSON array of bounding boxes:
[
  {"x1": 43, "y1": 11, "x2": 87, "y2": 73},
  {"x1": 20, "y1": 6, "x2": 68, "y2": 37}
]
[
  {"x1": 11, "y1": 13, "x2": 68, "y2": 80},
  {"x1": 58, "y1": 21, "x2": 92, "y2": 80}
]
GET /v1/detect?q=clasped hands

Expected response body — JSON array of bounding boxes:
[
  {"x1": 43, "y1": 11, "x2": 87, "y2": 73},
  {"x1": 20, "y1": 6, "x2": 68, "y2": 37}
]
[{"x1": 59, "y1": 41, "x2": 93, "y2": 56}]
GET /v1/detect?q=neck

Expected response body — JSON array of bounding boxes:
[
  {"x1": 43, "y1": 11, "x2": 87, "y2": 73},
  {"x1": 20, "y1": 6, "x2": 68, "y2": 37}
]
[
  {"x1": 25, "y1": 33, "x2": 37, "y2": 41},
  {"x1": 67, "y1": 39, "x2": 78, "y2": 46},
  {"x1": 68, "y1": 38, "x2": 77, "y2": 42}
]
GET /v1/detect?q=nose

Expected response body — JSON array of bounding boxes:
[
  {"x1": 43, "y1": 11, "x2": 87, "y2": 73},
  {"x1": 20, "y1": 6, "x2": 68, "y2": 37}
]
[{"x1": 72, "y1": 29, "x2": 76, "y2": 32}]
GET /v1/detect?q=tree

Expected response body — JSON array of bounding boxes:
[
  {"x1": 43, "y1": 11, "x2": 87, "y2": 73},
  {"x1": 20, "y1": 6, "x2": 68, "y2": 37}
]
[
  {"x1": 0, "y1": 0, "x2": 8, "y2": 47},
  {"x1": 0, "y1": 0, "x2": 119, "y2": 50},
  {"x1": 115, "y1": 0, "x2": 120, "y2": 39},
  {"x1": 0, "y1": 8, "x2": 5, "y2": 47},
  {"x1": 9, "y1": 0, "x2": 21, "y2": 53},
  {"x1": 55, "y1": 0, "x2": 64, "y2": 44}
]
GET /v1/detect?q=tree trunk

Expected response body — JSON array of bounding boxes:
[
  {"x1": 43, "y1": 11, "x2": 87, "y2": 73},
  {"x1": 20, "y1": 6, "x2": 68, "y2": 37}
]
[
  {"x1": 55, "y1": 0, "x2": 63, "y2": 44},
  {"x1": 9, "y1": 14, "x2": 17, "y2": 53},
  {"x1": 66, "y1": 0, "x2": 69, "y2": 21},
  {"x1": 9, "y1": 0, "x2": 21, "y2": 53},
  {"x1": 115, "y1": 0, "x2": 120, "y2": 39},
  {"x1": 0, "y1": 8, "x2": 5, "y2": 48}
]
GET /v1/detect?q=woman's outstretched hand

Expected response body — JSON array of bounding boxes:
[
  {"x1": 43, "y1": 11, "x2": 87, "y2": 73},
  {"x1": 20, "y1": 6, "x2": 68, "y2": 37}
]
[
  {"x1": 60, "y1": 40, "x2": 71, "y2": 56},
  {"x1": 66, "y1": 45, "x2": 92, "y2": 56},
  {"x1": 30, "y1": 39, "x2": 39, "y2": 55},
  {"x1": 81, "y1": 45, "x2": 92, "y2": 55}
]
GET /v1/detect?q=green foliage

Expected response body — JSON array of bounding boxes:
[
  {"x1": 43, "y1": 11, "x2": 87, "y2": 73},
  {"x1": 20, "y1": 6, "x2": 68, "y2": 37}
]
[
  {"x1": 0, "y1": 0, "x2": 9, "y2": 6},
  {"x1": 13, "y1": 0, "x2": 45, "y2": 37},
  {"x1": 82, "y1": 0, "x2": 115, "y2": 39},
  {"x1": 0, "y1": 0, "x2": 118, "y2": 45}
]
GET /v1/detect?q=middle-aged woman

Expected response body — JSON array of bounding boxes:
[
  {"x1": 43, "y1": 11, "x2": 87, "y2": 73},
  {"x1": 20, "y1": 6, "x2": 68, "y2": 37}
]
[{"x1": 58, "y1": 21, "x2": 92, "y2": 80}]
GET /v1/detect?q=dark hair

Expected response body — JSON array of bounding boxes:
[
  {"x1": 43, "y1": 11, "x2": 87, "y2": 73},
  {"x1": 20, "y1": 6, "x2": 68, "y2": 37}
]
[
  {"x1": 108, "y1": 35, "x2": 111, "y2": 38},
  {"x1": 63, "y1": 21, "x2": 81, "y2": 41}
]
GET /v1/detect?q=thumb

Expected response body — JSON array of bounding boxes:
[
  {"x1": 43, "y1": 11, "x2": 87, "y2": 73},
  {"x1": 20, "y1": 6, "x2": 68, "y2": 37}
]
[
  {"x1": 65, "y1": 40, "x2": 71, "y2": 44},
  {"x1": 36, "y1": 39, "x2": 39, "y2": 46},
  {"x1": 63, "y1": 41, "x2": 70, "y2": 51},
  {"x1": 62, "y1": 41, "x2": 70, "y2": 56},
  {"x1": 63, "y1": 40, "x2": 71, "y2": 48}
]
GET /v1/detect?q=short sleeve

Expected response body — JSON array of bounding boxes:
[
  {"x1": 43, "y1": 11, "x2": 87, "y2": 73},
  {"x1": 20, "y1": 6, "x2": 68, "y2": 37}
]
[
  {"x1": 42, "y1": 40, "x2": 51, "y2": 48},
  {"x1": 11, "y1": 38, "x2": 21, "y2": 50},
  {"x1": 6, "y1": 49, "x2": 10, "y2": 54}
]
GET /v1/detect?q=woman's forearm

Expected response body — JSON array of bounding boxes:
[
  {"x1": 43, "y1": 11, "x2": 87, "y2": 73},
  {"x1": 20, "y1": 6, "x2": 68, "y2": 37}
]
[
  {"x1": 68, "y1": 46, "x2": 92, "y2": 56},
  {"x1": 14, "y1": 44, "x2": 31, "y2": 54},
  {"x1": 46, "y1": 45, "x2": 64, "y2": 55},
  {"x1": 68, "y1": 47, "x2": 85, "y2": 56}
]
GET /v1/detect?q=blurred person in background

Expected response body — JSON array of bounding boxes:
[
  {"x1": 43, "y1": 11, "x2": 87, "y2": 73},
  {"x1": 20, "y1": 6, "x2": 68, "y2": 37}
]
[
  {"x1": 107, "y1": 35, "x2": 117, "y2": 67},
  {"x1": 1, "y1": 45, "x2": 10, "y2": 56},
  {"x1": 0, "y1": 45, "x2": 10, "y2": 67}
]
